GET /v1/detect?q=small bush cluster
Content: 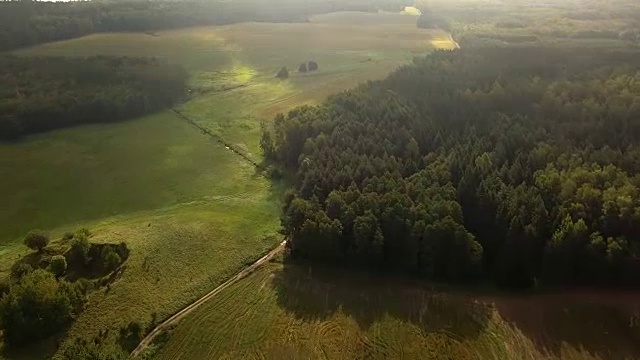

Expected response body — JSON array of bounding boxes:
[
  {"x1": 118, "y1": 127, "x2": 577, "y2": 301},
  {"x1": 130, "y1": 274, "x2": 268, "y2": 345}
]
[{"x1": 0, "y1": 270, "x2": 87, "y2": 347}]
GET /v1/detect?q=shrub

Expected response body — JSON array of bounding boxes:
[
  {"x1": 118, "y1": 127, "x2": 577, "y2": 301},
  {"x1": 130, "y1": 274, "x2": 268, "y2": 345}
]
[
  {"x1": 24, "y1": 230, "x2": 49, "y2": 252},
  {"x1": 119, "y1": 321, "x2": 143, "y2": 349},
  {"x1": 298, "y1": 62, "x2": 308, "y2": 73},
  {"x1": 11, "y1": 263, "x2": 33, "y2": 280},
  {"x1": 49, "y1": 255, "x2": 67, "y2": 277},
  {"x1": 0, "y1": 270, "x2": 85, "y2": 346},
  {"x1": 102, "y1": 247, "x2": 122, "y2": 271},
  {"x1": 276, "y1": 67, "x2": 289, "y2": 79},
  {"x1": 62, "y1": 338, "x2": 129, "y2": 360},
  {"x1": 307, "y1": 61, "x2": 318, "y2": 71},
  {"x1": 75, "y1": 228, "x2": 92, "y2": 239},
  {"x1": 71, "y1": 235, "x2": 91, "y2": 265}
]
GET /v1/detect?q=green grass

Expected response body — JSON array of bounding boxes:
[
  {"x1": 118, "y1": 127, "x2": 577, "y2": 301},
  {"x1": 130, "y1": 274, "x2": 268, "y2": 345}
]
[
  {"x1": 1, "y1": 10, "x2": 451, "y2": 247},
  {"x1": 154, "y1": 261, "x2": 640, "y2": 360},
  {"x1": 134, "y1": 10, "x2": 640, "y2": 360},
  {"x1": 0, "y1": 115, "x2": 285, "y2": 358},
  {"x1": 0, "y1": 10, "x2": 451, "y2": 358},
  {"x1": 0, "y1": 113, "x2": 255, "y2": 243}
]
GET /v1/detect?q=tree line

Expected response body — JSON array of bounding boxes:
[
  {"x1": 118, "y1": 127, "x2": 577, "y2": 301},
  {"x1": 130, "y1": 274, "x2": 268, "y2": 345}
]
[
  {"x1": 418, "y1": 0, "x2": 640, "y2": 47},
  {"x1": 0, "y1": 0, "x2": 412, "y2": 52},
  {"x1": 263, "y1": 46, "x2": 640, "y2": 288},
  {"x1": 0, "y1": 55, "x2": 187, "y2": 139}
]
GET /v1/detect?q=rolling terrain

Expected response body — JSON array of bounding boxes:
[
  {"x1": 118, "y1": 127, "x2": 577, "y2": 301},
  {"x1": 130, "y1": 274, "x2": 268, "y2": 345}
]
[
  {"x1": 0, "y1": 10, "x2": 454, "y2": 358},
  {"x1": 3, "y1": 2, "x2": 640, "y2": 359}
]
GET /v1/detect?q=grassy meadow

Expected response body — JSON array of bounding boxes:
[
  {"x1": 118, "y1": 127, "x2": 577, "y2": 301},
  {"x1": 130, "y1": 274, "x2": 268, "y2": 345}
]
[
  {"x1": 154, "y1": 260, "x2": 640, "y2": 360},
  {"x1": 0, "y1": 10, "x2": 453, "y2": 357},
  {"x1": 15, "y1": 12, "x2": 455, "y2": 160}
]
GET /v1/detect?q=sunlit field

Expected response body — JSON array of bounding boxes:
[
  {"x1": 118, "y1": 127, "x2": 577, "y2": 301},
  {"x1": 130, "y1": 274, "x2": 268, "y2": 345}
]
[{"x1": 0, "y1": 10, "x2": 451, "y2": 358}]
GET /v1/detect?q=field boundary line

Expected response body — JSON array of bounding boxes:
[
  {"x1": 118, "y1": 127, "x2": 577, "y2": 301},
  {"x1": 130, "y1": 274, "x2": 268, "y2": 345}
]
[
  {"x1": 171, "y1": 109, "x2": 263, "y2": 170},
  {"x1": 131, "y1": 240, "x2": 286, "y2": 356}
]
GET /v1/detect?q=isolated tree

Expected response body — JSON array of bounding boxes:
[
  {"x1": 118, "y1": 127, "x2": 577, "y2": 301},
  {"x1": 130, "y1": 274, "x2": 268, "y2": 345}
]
[
  {"x1": 49, "y1": 255, "x2": 67, "y2": 278},
  {"x1": 307, "y1": 61, "x2": 318, "y2": 71},
  {"x1": 276, "y1": 67, "x2": 289, "y2": 79},
  {"x1": 298, "y1": 62, "x2": 308, "y2": 73},
  {"x1": 24, "y1": 230, "x2": 49, "y2": 253}
]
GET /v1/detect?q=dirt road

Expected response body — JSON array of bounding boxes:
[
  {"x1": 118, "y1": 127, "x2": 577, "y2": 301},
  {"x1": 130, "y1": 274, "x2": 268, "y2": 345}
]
[{"x1": 131, "y1": 240, "x2": 286, "y2": 357}]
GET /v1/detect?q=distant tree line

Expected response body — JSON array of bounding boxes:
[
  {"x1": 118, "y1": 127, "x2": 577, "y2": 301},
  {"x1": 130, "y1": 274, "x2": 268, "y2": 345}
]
[
  {"x1": 0, "y1": 55, "x2": 187, "y2": 139},
  {"x1": 421, "y1": 0, "x2": 640, "y2": 47},
  {"x1": 263, "y1": 46, "x2": 640, "y2": 288},
  {"x1": 0, "y1": 0, "x2": 412, "y2": 52}
]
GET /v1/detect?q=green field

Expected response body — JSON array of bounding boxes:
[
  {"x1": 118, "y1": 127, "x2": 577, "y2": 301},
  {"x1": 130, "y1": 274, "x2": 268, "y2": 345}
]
[
  {"x1": 3, "y1": 11, "x2": 454, "y2": 243},
  {"x1": 0, "y1": 115, "x2": 284, "y2": 358},
  {"x1": 154, "y1": 261, "x2": 640, "y2": 360},
  {"x1": 14, "y1": 12, "x2": 455, "y2": 159},
  {"x1": 0, "y1": 11, "x2": 453, "y2": 357}
]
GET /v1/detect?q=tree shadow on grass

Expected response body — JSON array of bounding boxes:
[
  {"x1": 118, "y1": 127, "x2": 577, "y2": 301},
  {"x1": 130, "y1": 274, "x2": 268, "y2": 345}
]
[
  {"x1": 491, "y1": 291, "x2": 640, "y2": 359},
  {"x1": 1, "y1": 331, "x2": 65, "y2": 360},
  {"x1": 272, "y1": 262, "x2": 640, "y2": 359},
  {"x1": 271, "y1": 262, "x2": 492, "y2": 342}
]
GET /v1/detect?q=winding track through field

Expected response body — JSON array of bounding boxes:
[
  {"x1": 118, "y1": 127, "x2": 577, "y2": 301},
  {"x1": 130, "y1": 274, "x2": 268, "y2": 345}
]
[{"x1": 131, "y1": 240, "x2": 286, "y2": 356}]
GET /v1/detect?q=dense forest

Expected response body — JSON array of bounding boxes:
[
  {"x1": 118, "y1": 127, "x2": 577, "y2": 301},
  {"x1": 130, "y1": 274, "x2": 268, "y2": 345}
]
[
  {"x1": 263, "y1": 46, "x2": 640, "y2": 288},
  {"x1": 0, "y1": 55, "x2": 187, "y2": 139},
  {"x1": 0, "y1": 0, "x2": 411, "y2": 51}
]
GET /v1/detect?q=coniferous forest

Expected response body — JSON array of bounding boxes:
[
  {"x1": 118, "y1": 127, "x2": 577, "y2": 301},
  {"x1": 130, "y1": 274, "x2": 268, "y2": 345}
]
[{"x1": 263, "y1": 47, "x2": 640, "y2": 288}]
